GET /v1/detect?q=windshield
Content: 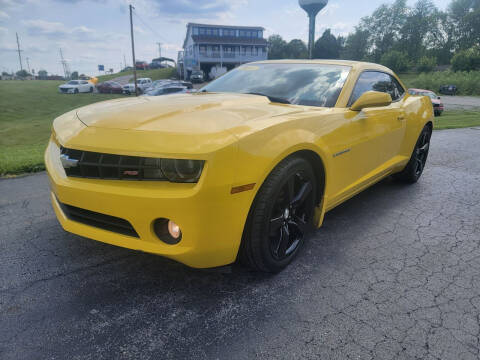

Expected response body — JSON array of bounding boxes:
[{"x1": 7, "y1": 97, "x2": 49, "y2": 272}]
[
  {"x1": 421, "y1": 92, "x2": 437, "y2": 99},
  {"x1": 201, "y1": 63, "x2": 351, "y2": 107},
  {"x1": 68, "y1": 81, "x2": 79, "y2": 85}
]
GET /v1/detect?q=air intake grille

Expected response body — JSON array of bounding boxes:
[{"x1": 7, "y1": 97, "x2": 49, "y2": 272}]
[
  {"x1": 58, "y1": 199, "x2": 139, "y2": 237},
  {"x1": 60, "y1": 146, "x2": 166, "y2": 181}
]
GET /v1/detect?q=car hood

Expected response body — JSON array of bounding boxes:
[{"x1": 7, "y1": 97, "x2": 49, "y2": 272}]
[
  {"x1": 55, "y1": 93, "x2": 324, "y2": 156},
  {"x1": 75, "y1": 93, "x2": 310, "y2": 135},
  {"x1": 431, "y1": 99, "x2": 442, "y2": 105}
]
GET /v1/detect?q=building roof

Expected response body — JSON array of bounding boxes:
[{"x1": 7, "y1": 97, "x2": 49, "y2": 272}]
[
  {"x1": 187, "y1": 23, "x2": 264, "y2": 30},
  {"x1": 191, "y1": 35, "x2": 267, "y2": 46}
]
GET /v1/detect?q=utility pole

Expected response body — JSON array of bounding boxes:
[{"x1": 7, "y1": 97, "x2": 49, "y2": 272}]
[
  {"x1": 16, "y1": 32, "x2": 23, "y2": 71},
  {"x1": 123, "y1": 54, "x2": 127, "y2": 69},
  {"x1": 129, "y1": 4, "x2": 138, "y2": 96}
]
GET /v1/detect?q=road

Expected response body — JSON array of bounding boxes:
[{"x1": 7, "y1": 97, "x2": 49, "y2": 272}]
[
  {"x1": 1, "y1": 128, "x2": 480, "y2": 360},
  {"x1": 441, "y1": 96, "x2": 480, "y2": 111}
]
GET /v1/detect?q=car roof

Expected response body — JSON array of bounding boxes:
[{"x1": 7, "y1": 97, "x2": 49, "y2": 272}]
[{"x1": 251, "y1": 59, "x2": 394, "y2": 73}]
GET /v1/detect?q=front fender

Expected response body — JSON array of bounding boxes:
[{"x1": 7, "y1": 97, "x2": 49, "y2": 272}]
[{"x1": 232, "y1": 123, "x2": 332, "y2": 230}]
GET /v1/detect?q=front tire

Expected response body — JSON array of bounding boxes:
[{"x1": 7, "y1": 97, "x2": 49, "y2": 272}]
[
  {"x1": 394, "y1": 125, "x2": 432, "y2": 183},
  {"x1": 240, "y1": 157, "x2": 317, "y2": 273},
  {"x1": 74, "y1": 88, "x2": 79, "y2": 94}
]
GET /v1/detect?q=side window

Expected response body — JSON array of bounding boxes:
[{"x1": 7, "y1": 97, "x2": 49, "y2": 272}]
[{"x1": 349, "y1": 71, "x2": 404, "y2": 106}]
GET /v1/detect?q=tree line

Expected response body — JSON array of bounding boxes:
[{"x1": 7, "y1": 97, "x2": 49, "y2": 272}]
[{"x1": 268, "y1": 0, "x2": 480, "y2": 72}]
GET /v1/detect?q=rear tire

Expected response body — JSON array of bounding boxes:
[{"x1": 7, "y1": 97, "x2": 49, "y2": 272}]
[
  {"x1": 239, "y1": 157, "x2": 317, "y2": 273},
  {"x1": 394, "y1": 125, "x2": 432, "y2": 183}
]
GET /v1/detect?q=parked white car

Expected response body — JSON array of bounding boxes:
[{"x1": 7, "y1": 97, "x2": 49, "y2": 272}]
[
  {"x1": 122, "y1": 78, "x2": 152, "y2": 94},
  {"x1": 58, "y1": 80, "x2": 94, "y2": 94}
]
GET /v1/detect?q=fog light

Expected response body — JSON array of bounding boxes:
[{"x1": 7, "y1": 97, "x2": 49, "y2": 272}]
[
  {"x1": 153, "y1": 218, "x2": 182, "y2": 244},
  {"x1": 168, "y1": 220, "x2": 181, "y2": 239}
]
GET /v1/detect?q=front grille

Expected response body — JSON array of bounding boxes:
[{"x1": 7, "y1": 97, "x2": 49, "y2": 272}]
[
  {"x1": 58, "y1": 199, "x2": 139, "y2": 237},
  {"x1": 433, "y1": 103, "x2": 440, "y2": 108},
  {"x1": 60, "y1": 146, "x2": 167, "y2": 181}
]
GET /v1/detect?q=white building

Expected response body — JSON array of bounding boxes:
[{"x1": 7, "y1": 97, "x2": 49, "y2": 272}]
[{"x1": 180, "y1": 23, "x2": 268, "y2": 80}]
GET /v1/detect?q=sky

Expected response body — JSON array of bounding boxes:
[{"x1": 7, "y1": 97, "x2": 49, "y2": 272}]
[{"x1": 0, "y1": 0, "x2": 452, "y2": 76}]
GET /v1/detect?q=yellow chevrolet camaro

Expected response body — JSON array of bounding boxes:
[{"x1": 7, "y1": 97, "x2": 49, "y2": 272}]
[{"x1": 46, "y1": 60, "x2": 433, "y2": 272}]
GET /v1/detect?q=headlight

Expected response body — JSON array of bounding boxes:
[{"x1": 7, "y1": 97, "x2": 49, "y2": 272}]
[
  {"x1": 143, "y1": 158, "x2": 204, "y2": 183},
  {"x1": 161, "y1": 159, "x2": 204, "y2": 183}
]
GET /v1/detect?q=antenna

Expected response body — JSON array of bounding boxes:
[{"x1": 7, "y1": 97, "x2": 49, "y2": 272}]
[{"x1": 298, "y1": 0, "x2": 328, "y2": 59}]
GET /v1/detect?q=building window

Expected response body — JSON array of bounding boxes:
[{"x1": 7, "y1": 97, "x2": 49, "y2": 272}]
[
  {"x1": 199, "y1": 28, "x2": 205, "y2": 35},
  {"x1": 193, "y1": 27, "x2": 199, "y2": 35}
]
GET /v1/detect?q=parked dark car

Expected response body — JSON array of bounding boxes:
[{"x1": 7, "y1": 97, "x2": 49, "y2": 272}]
[
  {"x1": 96, "y1": 81, "x2": 123, "y2": 94},
  {"x1": 190, "y1": 70, "x2": 204, "y2": 83},
  {"x1": 439, "y1": 85, "x2": 457, "y2": 96},
  {"x1": 135, "y1": 61, "x2": 149, "y2": 70},
  {"x1": 142, "y1": 85, "x2": 188, "y2": 96},
  {"x1": 149, "y1": 61, "x2": 165, "y2": 69}
]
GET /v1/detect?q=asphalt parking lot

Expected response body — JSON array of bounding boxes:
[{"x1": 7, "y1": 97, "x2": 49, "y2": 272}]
[
  {"x1": 1, "y1": 128, "x2": 480, "y2": 360},
  {"x1": 441, "y1": 96, "x2": 480, "y2": 111}
]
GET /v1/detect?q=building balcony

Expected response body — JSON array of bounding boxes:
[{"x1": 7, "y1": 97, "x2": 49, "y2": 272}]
[{"x1": 188, "y1": 52, "x2": 267, "y2": 64}]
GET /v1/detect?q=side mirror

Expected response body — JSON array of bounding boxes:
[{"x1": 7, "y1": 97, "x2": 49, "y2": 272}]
[{"x1": 350, "y1": 91, "x2": 393, "y2": 111}]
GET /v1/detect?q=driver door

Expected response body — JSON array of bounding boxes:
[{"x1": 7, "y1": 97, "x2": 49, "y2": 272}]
[{"x1": 328, "y1": 71, "x2": 406, "y2": 207}]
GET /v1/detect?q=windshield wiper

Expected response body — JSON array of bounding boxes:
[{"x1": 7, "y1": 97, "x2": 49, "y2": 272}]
[{"x1": 245, "y1": 92, "x2": 291, "y2": 104}]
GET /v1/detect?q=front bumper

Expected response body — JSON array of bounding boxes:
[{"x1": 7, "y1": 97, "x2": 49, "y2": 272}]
[
  {"x1": 59, "y1": 87, "x2": 76, "y2": 94},
  {"x1": 45, "y1": 139, "x2": 253, "y2": 268}
]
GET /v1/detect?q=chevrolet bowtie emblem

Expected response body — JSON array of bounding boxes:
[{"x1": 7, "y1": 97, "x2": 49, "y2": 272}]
[{"x1": 60, "y1": 154, "x2": 79, "y2": 168}]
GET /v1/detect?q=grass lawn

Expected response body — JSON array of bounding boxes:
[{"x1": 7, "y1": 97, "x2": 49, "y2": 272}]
[
  {"x1": 434, "y1": 110, "x2": 480, "y2": 130},
  {"x1": 1, "y1": 76, "x2": 479, "y2": 176},
  {"x1": 0, "y1": 80, "x2": 123, "y2": 175}
]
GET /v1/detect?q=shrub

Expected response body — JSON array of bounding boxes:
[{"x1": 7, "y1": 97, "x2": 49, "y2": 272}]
[
  {"x1": 451, "y1": 48, "x2": 480, "y2": 72},
  {"x1": 410, "y1": 70, "x2": 480, "y2": 95},
  {"x1": 417, "y1": 56, "x2": 437, "y2": 73},
  {"x1": 380, "y1": 51, "x2": 410, "y2": 73}
]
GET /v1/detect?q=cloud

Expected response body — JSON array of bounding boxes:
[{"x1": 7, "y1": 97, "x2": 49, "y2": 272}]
[
  {"x1": 153, "y1": 0, "x2": 244, "y2": 16},
  {"x1": 22, "y1": 19, "x2": 127, "y2": 43},
  {"x1": 0, "y1": 11, "x2": 9, "y2": 20}
]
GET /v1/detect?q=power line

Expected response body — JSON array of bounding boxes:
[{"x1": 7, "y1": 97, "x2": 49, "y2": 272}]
[{"x1": 132, "y1": 10, "x2": 169, "y2": 44}]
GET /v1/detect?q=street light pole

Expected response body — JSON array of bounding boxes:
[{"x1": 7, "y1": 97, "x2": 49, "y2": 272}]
[{"x1": 129, "y1": 4, "x2": 138, "y2": 96}]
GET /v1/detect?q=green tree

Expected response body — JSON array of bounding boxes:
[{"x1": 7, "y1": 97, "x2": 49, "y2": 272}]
[
  {"x1": 15, "y1": 69, "x2": 31, "y2": 78},
  {"x1": 286, "y1": 39, "x2": 308, "y2": 59},
  {"x1": 448, "y1": 0, "x2": 480, "y2": 50},
  {"x1": 417, "y1": 56, "x2": 437, "y2": 72},
  {"x1": 70, "y1": 71, "x2": 79, "y2": 80},
  {"x1": 451, "y1": 47, "x2": 480, "y2": 71},
  {"x1": 267, "y1": 35, "x2": 288, "y2": 59},
  {"x1": 359, "y1": 0, "x2": 409, "y2": 61},
  {"x1": 398, "y1": 0, "x2": 438, "y2": 62},
  {"x1": 380, "y1": 50, "x2": 410, "y2": 72},
  {"x1": 342, "y1": 29, "x2": 371, "y2": 60},
  {"x1": 313, "y1": 29, "x2": 341, "y2": 59}
]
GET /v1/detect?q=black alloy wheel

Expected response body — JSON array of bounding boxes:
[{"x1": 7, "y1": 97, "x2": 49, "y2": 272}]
[
  {"x1": 414, "y1": 128, "x2": 431, "y2": 178},
  {"x1": 240, "y1": 156, "x2": 317, "y2": 272},
  {"x1": 268, "y1": 171, "x2": 313, "y2": 261},
  {"x1": 394, "y1": 125, "x2": 432, "y2": 183}
]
